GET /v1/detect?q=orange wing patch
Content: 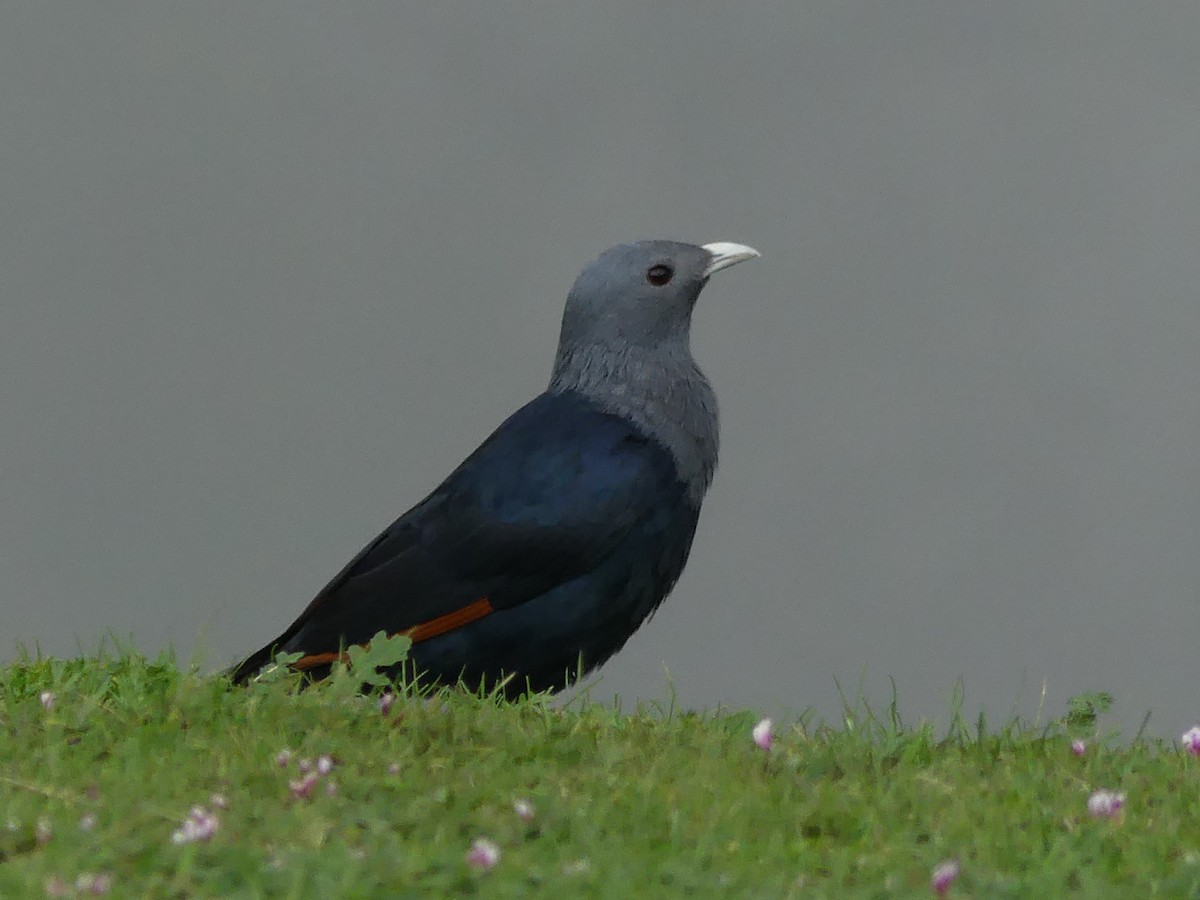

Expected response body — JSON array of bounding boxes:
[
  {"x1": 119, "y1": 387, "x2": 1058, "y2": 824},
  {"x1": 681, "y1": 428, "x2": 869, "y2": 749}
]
[
  {"x1": 290, "y1": 597, "x2": 495, "y2": 673},
  {"x1": 404, "y1": 597, "x2": 494, "y2": 642}
]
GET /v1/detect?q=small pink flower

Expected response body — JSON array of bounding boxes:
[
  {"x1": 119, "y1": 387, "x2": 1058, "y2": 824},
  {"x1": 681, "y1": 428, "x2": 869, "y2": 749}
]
[
  {"x1": 39, "y1": 691, "x2": 55, "y2": 712},
  {"x1": 931, "y1": 859, "x2": 959, "y2": 895},
  {"x1": 752, "y1": 718, "x2": 774, "y2": 751},
  {"x1": 171, "y1": 806, "x2": 219, "y2": 844},
  {"x1": 1071, "y1": 739, "x2": 1087, "y2": 756},
  {"x1": 209, "y1": 793, "x2": 228, "y2": 810},
  {"x1": 79, "y1": 813, "x2": 97, "y2": 831},
  {"x1": 75, "y1": 873, "x2": 113, "y2": 895},
  {"x1": 316, "y1": 755, "x2": 334, "y2": 776},
  {"x1": 1087, "y1": 789, "x2": 1126, "y2": 819},
  {"x1": 379, "y1": 692, "x2": 396, "y2": 716},
  {"x1": 298, "y1": 758, "x2": 313, "y2": 774},
  {"x1": 289, "y1": 773, "x2": 319, "y2": 800},
  {"x1": 466, "y1": 837, "x2": 501, "y2": 870},
  {"x1": 513, "y1": 799, "x2": 535, "y2": 822},
  {"x1": 387, "y1": 762, "x2": 401, "y2": 775},
  {"x1": 1181, "y1": 726, "x2": 1200, "y2": 756},
  {"x1": 276, "y1": 749, "x2": 292, "y2": 768},
  {"x1": 45, "y1": 876, "x2": 71, "y2": 897}
]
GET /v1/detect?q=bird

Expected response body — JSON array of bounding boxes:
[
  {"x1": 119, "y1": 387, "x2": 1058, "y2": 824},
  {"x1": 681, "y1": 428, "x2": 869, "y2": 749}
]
[{"x1": 230, "y1": 239, "x2": 760, "y2": 696}]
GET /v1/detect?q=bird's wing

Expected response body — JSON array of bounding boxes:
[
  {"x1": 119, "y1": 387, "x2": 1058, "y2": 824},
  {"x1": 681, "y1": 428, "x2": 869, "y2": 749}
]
[{"x1": 232, "y1": 393, "x2": 685, "y2": 678}]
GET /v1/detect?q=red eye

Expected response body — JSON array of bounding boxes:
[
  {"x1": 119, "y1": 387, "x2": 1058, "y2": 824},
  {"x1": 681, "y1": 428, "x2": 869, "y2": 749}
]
[{"x1": 646, "y1": 264, "x2": 673, "y2": 286}]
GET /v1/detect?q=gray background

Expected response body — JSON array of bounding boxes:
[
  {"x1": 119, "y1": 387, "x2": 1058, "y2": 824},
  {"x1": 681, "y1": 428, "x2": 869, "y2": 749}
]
[{"x1": 3, "y1": 2, "x2": 1198, "y2": 734}]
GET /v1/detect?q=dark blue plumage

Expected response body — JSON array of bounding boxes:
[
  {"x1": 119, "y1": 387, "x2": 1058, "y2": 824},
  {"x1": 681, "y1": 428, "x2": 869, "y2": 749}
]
[{"x1": 232, "y1": 239, "x2": 759, "y2": 694}]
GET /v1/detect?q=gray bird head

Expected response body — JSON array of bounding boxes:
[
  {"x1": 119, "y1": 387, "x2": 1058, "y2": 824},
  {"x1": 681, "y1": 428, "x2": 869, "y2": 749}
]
[
  {"x1": 549, "y1": 239, "x2": 759, "y2": 503},
  {"x1": 555, "y1": 240, "x2": 760, "y2": 352}
]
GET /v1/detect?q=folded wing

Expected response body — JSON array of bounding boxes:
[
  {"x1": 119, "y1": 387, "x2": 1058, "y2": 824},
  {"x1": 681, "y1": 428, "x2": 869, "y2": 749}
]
[{"x1": 230, "y1": 392, "x2": 685, "y2": 682}]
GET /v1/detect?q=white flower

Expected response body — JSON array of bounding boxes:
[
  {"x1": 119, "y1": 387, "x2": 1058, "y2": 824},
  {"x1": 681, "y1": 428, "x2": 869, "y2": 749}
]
[
  {"x1": 466, "y1": 837, "x2": 501, "y2": 870},
  {"x1": 752, "y1": 718, "x2": 774, "y2": 751},
  {"x1": 930, "y1": 859, "x2": 959, "y2": 895},
  {"x1": 513, "y1": 799, "x2": 535, "y2": 822},
  {"x1": 171, "y1": 806, "x2": 219, "y2": 844},
  {"x1": 1087, "y1": 789, "x2": 1125, "y2": 820},
  {"x1": 1181, "y1": 726, "x2": 1200, "y2": 756}
]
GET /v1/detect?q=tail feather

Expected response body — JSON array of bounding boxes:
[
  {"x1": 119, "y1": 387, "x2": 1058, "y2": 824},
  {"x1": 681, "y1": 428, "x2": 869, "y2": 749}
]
[{"x1": 227, "y1": 642, "x2": 280, "y2": 684}]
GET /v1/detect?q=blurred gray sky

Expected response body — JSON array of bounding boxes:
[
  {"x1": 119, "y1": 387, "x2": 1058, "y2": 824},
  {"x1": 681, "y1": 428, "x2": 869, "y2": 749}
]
[{"x1": 3, "y1": 2, "x2": 1198, "y2": 734}]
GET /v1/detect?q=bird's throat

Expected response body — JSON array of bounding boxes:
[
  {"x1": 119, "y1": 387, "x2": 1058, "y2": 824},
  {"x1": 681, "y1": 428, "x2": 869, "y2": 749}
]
[{"x1": 549, "y1": 344, "x2": 719, "y2": 505}]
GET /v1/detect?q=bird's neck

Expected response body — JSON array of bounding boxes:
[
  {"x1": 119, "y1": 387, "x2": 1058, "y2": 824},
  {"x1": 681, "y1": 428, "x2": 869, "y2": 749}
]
[{"x1": 548, "y1": 341, "x2": 719, "y2": 505}]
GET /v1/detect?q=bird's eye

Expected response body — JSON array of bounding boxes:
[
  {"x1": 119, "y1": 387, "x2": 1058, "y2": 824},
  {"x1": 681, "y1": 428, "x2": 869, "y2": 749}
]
[{"x1": 646, "y1": 264, "x2": 674, "y2": 286}]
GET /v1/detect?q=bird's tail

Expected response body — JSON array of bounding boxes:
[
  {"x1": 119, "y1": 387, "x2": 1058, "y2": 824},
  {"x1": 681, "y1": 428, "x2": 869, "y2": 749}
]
[{"x1": 226, "y1": 642, "x2": 278, "y2": 685}]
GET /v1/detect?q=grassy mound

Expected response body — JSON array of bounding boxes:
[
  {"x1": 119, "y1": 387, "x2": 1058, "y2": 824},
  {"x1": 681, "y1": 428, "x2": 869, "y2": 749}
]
[{"x1": 0, "y1": 650, "x2": 1196, "y2": 896}]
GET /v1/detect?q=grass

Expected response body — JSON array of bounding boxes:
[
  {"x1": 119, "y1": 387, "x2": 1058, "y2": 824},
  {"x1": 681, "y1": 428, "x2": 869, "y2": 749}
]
[{"x1": 1, "y1": 649, "x2": 1199, "y2": 898}]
